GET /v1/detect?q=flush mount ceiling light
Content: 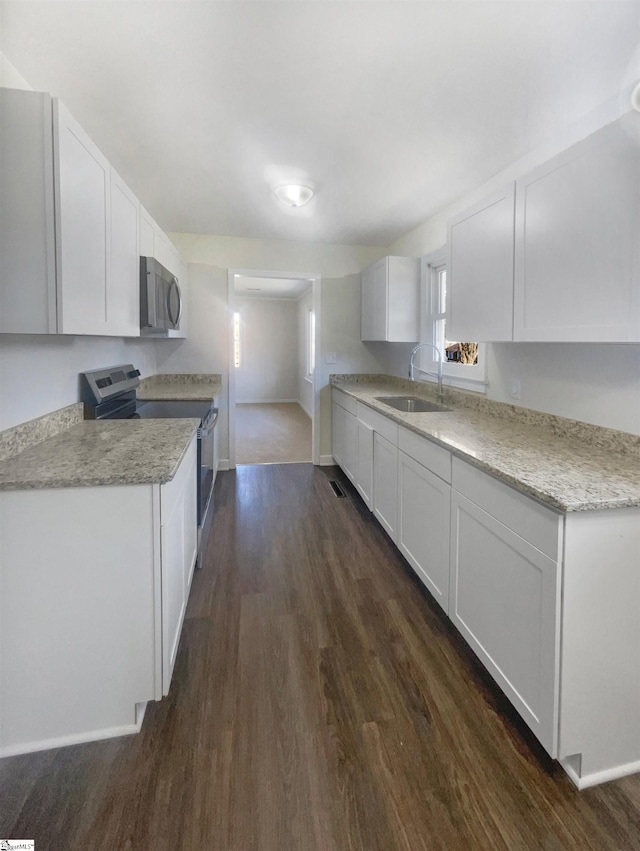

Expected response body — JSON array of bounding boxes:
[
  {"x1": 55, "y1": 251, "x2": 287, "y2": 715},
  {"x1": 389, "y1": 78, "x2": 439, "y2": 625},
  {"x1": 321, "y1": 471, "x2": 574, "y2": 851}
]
[{"x1": 274, "y1": 184, "x2": 314, "y2": 207}]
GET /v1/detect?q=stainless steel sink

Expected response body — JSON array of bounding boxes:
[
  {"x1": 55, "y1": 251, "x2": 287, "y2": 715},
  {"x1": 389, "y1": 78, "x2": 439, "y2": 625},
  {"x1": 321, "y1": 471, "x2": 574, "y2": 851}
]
[{"x1": 375, "y1": 396, "x2": 451, "y2": 413}]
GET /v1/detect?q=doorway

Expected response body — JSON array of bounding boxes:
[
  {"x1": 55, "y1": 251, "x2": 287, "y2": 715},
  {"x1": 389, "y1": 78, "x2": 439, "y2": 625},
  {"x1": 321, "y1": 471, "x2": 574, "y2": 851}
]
[{"x1": 227, "y1": 269, "x2": 321, "y2": 468}]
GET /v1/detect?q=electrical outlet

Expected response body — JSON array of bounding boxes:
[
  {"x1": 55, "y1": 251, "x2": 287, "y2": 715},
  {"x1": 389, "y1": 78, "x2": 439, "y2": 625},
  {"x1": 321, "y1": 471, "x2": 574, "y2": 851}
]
[
  {"x1": 510, "y1": 377, "x2": 522, "y2": 399},
  {"x1": 325, "y1": 352, "x2": 337, "y2": 364}
]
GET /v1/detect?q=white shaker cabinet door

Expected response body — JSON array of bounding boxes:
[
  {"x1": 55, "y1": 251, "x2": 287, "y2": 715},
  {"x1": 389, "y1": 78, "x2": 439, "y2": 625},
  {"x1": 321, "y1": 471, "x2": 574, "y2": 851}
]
[
  {"x1": 53, "y1": 98, "x2": 111, "y2": 335},
  {"x1": 355, "y1": 419, "x2": 374, "y2": 509},
  {"x1": 447, "y1": 183, "x2": 515, "y2": 342},
  {"x1": 332, "y1": 402, "x2": 358, "y2": 485},
  {"x1": 397, "y1": 450, "x2": 451, "y2": 613},
  {"x1": 160, "y1": 437, "x2": 198, "y2": 695},
  {"x1": 361, "y1": 256, "x2": 419, "y2": 342},
  {"x1": 110, "y1": 169, "x2": 140, "y2": 337},
  {"x1": 514, "y1": 114, "x2": 640, "y2": 342},
  {"x1": 449, "y1": 491, "x2": 560, "y2": 756},
  {"x1": 372, "y1": 432, "x2": 398, "y2": 542},
  {"x1": 140, "y1": 205, "x2": 156, "y2": 257},
  {"x1": 361, "y1": 259, "x2": 387, "y2": 341},
  {"x1": 332, "y1": 402, "x2": 345, "y2": 468},
  {"x1": 0, "y1": 89, "x2": 57, "y2": 333}
]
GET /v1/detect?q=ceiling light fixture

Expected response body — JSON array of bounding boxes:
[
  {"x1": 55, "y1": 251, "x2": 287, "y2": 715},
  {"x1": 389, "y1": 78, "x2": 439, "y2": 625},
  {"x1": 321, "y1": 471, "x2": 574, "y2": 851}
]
[{"x1": 274, "y1": 184, "x2": 314, "y2": 208}]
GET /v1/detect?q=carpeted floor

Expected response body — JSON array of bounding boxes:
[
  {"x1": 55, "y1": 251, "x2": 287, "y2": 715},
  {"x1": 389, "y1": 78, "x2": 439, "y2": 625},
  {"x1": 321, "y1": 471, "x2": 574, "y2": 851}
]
[{"x1": 236, "y1": 402, "x2": 312, "y2": 464}]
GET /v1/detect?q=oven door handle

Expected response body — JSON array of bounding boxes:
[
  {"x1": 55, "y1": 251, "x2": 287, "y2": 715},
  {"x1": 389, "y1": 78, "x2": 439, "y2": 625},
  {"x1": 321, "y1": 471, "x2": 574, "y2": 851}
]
[{"x1": 198, "y1": 407, "x2": 218, "y2": 438}]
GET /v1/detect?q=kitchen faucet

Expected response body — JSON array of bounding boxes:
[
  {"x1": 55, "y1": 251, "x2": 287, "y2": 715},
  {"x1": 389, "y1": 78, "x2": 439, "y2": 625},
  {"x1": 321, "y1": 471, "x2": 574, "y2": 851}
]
[{"x1": 409, "y1": 342, "x2": 444, "y2": 401}]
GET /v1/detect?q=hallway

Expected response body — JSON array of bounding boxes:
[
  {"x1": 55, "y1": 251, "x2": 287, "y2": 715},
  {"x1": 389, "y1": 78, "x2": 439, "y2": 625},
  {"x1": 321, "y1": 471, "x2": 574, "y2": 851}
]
[
  {"x1": 2, "y1": 464, "x2": 640, "y2": 849},
  {"x1": 235, "y1": 402, "x2": 311, "y2": 464}
]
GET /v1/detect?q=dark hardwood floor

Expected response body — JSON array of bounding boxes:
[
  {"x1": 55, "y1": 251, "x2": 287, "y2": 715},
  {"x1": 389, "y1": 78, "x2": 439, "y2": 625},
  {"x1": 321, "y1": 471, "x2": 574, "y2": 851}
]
[{"x1": 2, "y1": 463, "x2": 640, "y2": 850}]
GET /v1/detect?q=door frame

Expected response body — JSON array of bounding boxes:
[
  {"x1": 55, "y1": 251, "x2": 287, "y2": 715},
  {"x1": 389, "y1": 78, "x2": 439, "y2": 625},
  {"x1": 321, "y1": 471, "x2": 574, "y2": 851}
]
[{"x1": 227, "y1": 268, "x2": 322, "y2": 468}]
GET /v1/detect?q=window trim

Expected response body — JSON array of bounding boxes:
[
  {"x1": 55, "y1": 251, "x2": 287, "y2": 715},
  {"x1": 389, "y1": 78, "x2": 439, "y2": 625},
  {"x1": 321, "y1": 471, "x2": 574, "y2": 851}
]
[{"x1": 420, "y1": 248, "x2": 487, "y2": 392}]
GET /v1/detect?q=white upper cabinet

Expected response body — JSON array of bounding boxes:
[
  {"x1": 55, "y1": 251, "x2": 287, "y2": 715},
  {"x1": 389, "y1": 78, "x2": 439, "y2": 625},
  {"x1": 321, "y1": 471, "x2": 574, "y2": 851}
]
[
  {"x1": 514, "y1": 114, "x2": 640, "y2": 342},
  {"x1": 447, "y1": 113, "x2": 640, "y2": 344},
  {"x1": 361, "y1": 256, "x2": 420, "y2": 342},
  {"x1": 0, "y1": 87, "x2": 187, "y2": 339},
  {"x1": 53, "y1": 98, "x2": 111, "y2": 335},
  {"x1": 109, "y1": 168, "x2": 140, "y2": 337},
  {"x1": 447, "y1": 183, "x2": 515, "y2": 342},
  {"x1": 0, "y1": 89, "x2": 57, "y2": 333}
]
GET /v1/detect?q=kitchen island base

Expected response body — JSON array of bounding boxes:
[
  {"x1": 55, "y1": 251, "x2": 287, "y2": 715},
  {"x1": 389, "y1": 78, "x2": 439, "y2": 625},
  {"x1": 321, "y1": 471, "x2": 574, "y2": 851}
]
[{"x1": 0, "y1": 436, "x2": 197, "y2": 758}]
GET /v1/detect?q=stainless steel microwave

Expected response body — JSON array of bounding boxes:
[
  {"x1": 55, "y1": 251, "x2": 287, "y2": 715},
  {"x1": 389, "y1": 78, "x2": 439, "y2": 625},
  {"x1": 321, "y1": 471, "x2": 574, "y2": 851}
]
[{"x1": 140, "y1": 257, "x2": 182, "y2": 333}]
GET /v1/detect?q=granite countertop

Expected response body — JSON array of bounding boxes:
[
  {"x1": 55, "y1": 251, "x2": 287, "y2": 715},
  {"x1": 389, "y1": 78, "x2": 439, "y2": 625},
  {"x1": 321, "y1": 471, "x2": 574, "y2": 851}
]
[
  {"x1": 0, "y1": 419, "x2": 199, "y2": 490},
  {"x1": 331, "y1": 376, "x2": 640, "y2": 513},
  {"x1": 138, "y1": 373, "x2": 222, "y2": 401}
]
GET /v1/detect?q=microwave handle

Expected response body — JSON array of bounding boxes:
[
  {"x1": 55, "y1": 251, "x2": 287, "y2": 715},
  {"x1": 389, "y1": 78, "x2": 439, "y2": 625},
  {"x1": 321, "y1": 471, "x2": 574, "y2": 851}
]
[{"x1": 167, "y1": 278, "x2": 182, "y2": 328}]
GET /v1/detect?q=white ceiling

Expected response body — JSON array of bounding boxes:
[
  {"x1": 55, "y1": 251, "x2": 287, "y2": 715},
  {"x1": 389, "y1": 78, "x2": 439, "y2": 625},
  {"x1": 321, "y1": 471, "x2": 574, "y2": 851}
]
[
  {"x1": 234, "y1": 275, "x2": 312, "y2": 299},
  {"x1": 1, "y1": 1, "x2": 638, "y2": 247}
]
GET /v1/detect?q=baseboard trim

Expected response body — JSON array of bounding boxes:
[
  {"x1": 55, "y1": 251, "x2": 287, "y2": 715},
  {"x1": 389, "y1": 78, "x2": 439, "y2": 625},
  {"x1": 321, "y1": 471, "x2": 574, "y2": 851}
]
[
  {"x1": 0, "y1": 707, "x2": 147, "y2": 758},
  {"x1": 298, "y1": 400, "x2": 313, "y2": 418},
  {"x1": 218, "y1": 459, "x2": 230, "y2": 472},
  {"x1": 319, "y1": 454, "x2": 336, "y2": 466},
  {"x1": 561, "y1": 756, "x2": 640, "y2": 789}
]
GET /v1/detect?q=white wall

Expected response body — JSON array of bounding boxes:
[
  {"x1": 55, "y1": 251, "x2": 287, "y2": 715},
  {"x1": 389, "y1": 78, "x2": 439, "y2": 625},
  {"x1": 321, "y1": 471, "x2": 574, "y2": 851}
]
[
  {"x1": 170, "y1": 232, "x2": 385, "y2": 280},
  {"x1": 0, "y1": 335, "x2": 157, "y2": 430},
  {"x1": 154, "y1": 263, "x2": 230, "y2": 463},
  {"x1": 297, "y1": 289, "x2": 313, "y2": 416},
  {"x1": 235, "y1": 297, "x2": 298, "y2": 403},
  {"x1": 387, "y1": 93, "x2": 640, "y2": 435},
  {"x1": 163, "y1": 236, "x2": 390, "y2": 459},
  {"x1": 0, "y1": 52, "x2": 32, "y2": 90}
]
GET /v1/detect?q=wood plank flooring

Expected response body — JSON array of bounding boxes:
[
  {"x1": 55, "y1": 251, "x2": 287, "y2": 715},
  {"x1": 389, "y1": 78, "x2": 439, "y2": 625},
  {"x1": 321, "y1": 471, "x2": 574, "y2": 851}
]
[
  {"x1": 2, "y1": 463, "x2": 640, "y2": 849},
  {"x1": 235, "y1": 403, "x2": 311, "y2": 464}
]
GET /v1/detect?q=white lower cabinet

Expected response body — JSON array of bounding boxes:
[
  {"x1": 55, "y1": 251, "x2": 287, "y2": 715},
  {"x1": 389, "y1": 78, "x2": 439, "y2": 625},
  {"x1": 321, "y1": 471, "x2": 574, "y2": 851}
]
[
  {"x1": 0, "y1": 435, "x2": 198, "y2": 757},
  {"x1": 160, "y1": 435, "x2": 198, "y2": 694},
  {"x1": 330, "y1": 390, "x2": 640, "y2": 786},
  {"x1": 397, "y1": 450, "x2": 451, "y2": 613},
  {"x1": 449, "y1": 489, "x2": 561, "y2": 756}
]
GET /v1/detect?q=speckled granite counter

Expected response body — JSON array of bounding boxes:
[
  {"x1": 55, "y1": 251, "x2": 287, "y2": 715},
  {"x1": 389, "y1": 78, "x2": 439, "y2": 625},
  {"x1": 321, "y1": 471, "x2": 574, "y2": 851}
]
[
  {"x1": 0, "y1": 419, "x2": 199, "y2": 490},
  {"x1": 138, "y1": 373, "x2": 222, "y2": 401},
  {"x1": 331, "y1": 374, "x2": 640, "y2": 513}
]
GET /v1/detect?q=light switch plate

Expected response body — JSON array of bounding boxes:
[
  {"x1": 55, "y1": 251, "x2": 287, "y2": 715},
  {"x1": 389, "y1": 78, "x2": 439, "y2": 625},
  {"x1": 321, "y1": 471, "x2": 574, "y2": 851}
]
[
  {"x1": 325, "y1": 352, "x2": 337, "y2": 364},
  {"x1": 510, "y1": 378, "x2": 521, "y2": 399}
]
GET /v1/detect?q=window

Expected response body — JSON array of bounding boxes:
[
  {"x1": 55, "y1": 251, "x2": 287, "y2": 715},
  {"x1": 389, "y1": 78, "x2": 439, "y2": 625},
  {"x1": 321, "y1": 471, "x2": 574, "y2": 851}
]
[
  {"x1": 233, "y1": 312, "x2": 241, "y2": 369},
  {"x1": 420, "y1": 248, "x2": 486, "y2": 390},
  {"x1": 306, "y1": 309, "x2": 315, "y2": 379}
]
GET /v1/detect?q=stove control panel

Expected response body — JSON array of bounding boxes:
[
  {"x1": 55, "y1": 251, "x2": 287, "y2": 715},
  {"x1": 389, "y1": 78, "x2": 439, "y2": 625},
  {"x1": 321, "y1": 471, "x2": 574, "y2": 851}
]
[{"x1": 80, "y1": 363, "x2": 142, "y2": 406}]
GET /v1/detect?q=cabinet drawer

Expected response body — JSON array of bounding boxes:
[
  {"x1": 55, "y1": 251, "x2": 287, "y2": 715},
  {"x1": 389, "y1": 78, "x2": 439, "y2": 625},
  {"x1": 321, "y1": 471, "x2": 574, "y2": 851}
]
[
  {"x1": 332, "y1": 388, "x2": 357, "y2": 416},
  {"x1": 356, "y1": 402, "x2": 398, "y2": 445},
  {"x1": 398, "y1": 427, "x2": 451, "y2": 483},
  {"x1": 451, "y1": 457, "x2": 561, "y2": 560}
]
